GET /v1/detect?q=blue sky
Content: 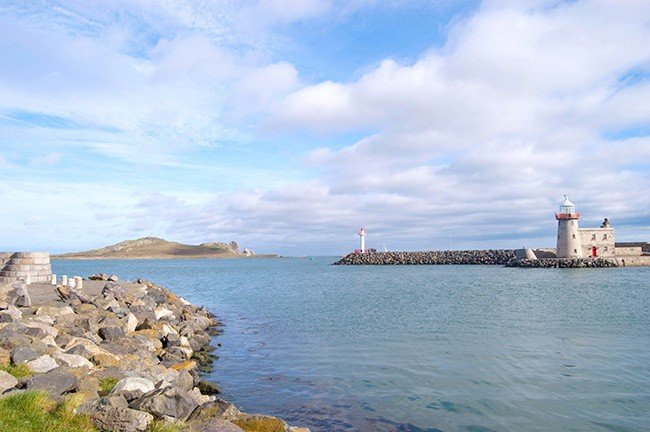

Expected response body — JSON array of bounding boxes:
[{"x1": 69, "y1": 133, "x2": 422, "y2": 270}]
[{"x1": 0, "y1": 0, "x2": 649, "y2": 255}]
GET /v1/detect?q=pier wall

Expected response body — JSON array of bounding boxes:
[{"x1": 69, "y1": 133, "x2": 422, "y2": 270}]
[
  {"x1": 334, "y1": 250, "x2": 516, "y2": 265},
  {"x1": 0, "y1": 252, "x2": 52, "y2": 283}
]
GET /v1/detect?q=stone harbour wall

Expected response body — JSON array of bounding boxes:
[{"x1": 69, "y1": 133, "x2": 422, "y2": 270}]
[
  {"x1": 0, "y1": 252, "x2": 52, "y2": 284},
  {"x1": 334, "y1": 250, "x2": 516, "y2": 265}
]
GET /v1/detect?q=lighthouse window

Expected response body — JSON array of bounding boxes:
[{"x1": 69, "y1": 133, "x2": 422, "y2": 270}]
[
  {"x1": 572, "y1": 234, "x2": 576, "y2": 239},
  {"x1": 592, "y1": 234, "x2": 596, "y2": 241},
  {"x1": 604, "y1": 246, "x2": 608, "y2": 251},
  {"x1": 574, "y1": 249, "x2": 577, "y2": 253},
  {"x1": 603, "y1": 234, "x2": 608, "y2": 240}
]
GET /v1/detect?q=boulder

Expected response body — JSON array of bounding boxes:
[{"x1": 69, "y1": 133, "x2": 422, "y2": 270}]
[
  {"x1": 25, "y1": 368, "x2": 78, "y2": 396},
  {"x1": 187, "y1": 419, "x2": 245, "y2": 432},
  {"x1": 26, "y1": 354, "x2": 59, "y2": 373},
  {"x1": 0, "y1": 370, "x2": 18, "y2": 394},
  {"x1": 108, "y1": 275, "x2": 119, "y2": 282},
  {"x1": 187, "y1": 399, "x2": 240, "y2": 422},
  {"x1": 232, "y1": 415, "x2": 290, "y2": 432},
  {"x1": 55, "y1": 285, "x2": 72, "y2": 300},
  {"x1": 35, "y1": 305, "x2": 74, "y2": 317},
  {"x1": 89, "y1": 273, "x2": 108, "y2": 281},
  {"x1": 197, "y1": 379, "x2": 221, "y2": 395},
  {"x1": 53, "y1": 352, "x2": 94, "y2": 369},
  {"x1": 110, "y1": 377, "x2": 155, "y2": 401},
  {"x1": 10, "y1": 346, "x2": 38, "y2": 364},
  {"x1": 98, "y1": 326, "x2": 126, "y2": 341},
  {"x1": 77, "y1": 395, "x2": 153, "y2": 432},
  {"x1": 102, "y1": 282, "x2": 126, "y2": 301},
  {"x1": 124, "y1": 313, "x2": 138, "y2": 333},
  {"x1": 130, "y1": 386, "x2": 199, "y2": 421}
]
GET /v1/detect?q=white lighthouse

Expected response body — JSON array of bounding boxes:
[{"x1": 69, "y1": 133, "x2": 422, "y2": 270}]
[
  {"x1": 555, "y1": 195, "x2": 582, "y2": 258},
  {"x1": 358, "y1": 228, "x2": 367, "y2": 253}
]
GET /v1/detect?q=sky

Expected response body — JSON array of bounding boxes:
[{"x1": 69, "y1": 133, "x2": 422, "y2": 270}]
[{"x1": 1, "y1": 0, "x2": 649, "y2": 255}]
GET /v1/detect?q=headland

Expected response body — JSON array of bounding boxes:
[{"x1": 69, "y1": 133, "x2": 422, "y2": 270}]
[{"x1": 52, "y1": 237, "x2": 277, "y2": 260}]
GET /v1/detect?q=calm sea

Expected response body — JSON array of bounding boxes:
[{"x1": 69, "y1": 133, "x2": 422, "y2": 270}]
[{"x1": 52, "y1": 257, "x2": 650, "y2": 432}]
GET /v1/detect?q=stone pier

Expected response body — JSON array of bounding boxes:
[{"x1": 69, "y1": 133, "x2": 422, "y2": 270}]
[{"x1": 0, "y1": 252, "x2": 52, "y2": 284}]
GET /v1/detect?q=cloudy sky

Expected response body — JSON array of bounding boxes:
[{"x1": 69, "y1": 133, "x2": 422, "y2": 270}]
[{"x1": 1, "y1": 0, "x2": 649, "y2": 255}]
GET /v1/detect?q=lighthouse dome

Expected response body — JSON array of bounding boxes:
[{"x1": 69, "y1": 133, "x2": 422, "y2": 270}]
[{"x1": 559, "y1": 195, "x2": 576, "y2": 214}]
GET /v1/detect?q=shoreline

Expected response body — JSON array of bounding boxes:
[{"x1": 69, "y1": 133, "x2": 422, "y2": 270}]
[
  {"x1": 51, "y1": 255, "x2": 280, "y2": 261},
  {"x1": 0, "y1": 275, "x2": 309, "y2": 432}
]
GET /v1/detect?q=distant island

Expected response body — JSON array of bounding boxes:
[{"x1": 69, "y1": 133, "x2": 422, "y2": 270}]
[{"x1": 52, "y1": 237, "x2": 277, "y2": 259}]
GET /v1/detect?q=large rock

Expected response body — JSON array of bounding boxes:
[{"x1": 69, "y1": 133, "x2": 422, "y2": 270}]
[
  {"x1": 187, "y1": 399, "x2": 240, "y2": 422},
  {"x1": 10, "y1": 346, "x2": 38, "y2": 364},
  {"x1": 53, "y1": 352, "x2": 94, "y2": 369},
  {"x1": 102, "y1": 282, "x2": 126, "y2": 301},
  {"x1": 232, "y1": 415, "x2": 290, "y2": 432},
  {"x1": 26, "y1": 354, "x2": 59, "y2": 373},
  {"x1": 77, "y1": 395, "x2": 153, "y2": 432},
  {"x1": 98, "y1": 326, "x2": 126, "y2": 340},
  {"x1": 124, "y1": 313, "x2": 138, "y2": 333},
  {"x1": 110, "y1": 377, "x2": 155, "y2": 401},
  {"x1": 130, "y1": 386, "x2": 199, "y2": 421},
  {"x1": 0, "y1": 370, "x2": 18, "y2": 394},
  {"x1": 187, "y1": 419, "x2": 245, "y2": 432},
  {"x1": 35, "y1": 305, "x2": 74, "y2": 317},
  {"x1": 8, "y1": 281, "x2": 32, "y2": 307},
  {"x1": 25, "y1": 368, "x2": 78, "y2": 396}
]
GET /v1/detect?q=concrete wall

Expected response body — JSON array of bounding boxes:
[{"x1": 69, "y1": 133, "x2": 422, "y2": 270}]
[
  {"x1": 579, "y1": 228, "x2": 615, "y2": 257},
  {"x1": 0, "y1": 252, "x2": 52, "y2": 283},
  {"x1": 557, "y1": 219, "x2": 582, "y2": 258}
]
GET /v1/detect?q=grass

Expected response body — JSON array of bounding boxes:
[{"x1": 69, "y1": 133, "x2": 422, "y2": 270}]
[
  {"x1": 0, "y1": 363, "x2": 33, "y2": 378},
  {"x1": 148, "y1": 420, "x2": 185, "y2": 432},
  {"x1": 97, "y1": 377, "x2": 118, "y2": 396},
  {"x1": 0, "y1": 391, "x2": 97, "y2": 432}
]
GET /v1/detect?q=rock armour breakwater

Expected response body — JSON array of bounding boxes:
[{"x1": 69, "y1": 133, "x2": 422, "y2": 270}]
[
  {"x1": 506, "y1": 258, "x2": 618, "y2": 268},
  {"x1": 0, "y1": 276, "x2": 309, "y2": 432},
  {"x1": 334, "y1": 250, "x2": 516, "y2": 265}
]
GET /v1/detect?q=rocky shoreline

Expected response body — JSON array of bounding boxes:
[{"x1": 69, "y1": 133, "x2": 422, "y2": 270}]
[
  {"x1": 334, "y1": 250, "x2": 516, "y2": 265},
  {"x1": 0, "y1": 276, "x2": 309, "y2": 432}
]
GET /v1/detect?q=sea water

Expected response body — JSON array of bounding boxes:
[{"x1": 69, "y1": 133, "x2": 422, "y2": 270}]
[{"x1": 52, "y1": 257, "x2": 650, "y2": 432}]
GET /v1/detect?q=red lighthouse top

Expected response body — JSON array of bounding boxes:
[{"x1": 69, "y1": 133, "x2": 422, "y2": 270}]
[{"x1": 555, "y1": 195, "x2": 580, "y2": 220}]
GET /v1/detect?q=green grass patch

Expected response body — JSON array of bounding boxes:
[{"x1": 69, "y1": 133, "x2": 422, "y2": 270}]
[
  {"x1": 148, "y1": 420, "x2": 185, "y2": 432},
  {"x1": 0, "y1": 363, "x2": 33, "y2": 378},
  {"x1": 0, "y1": 391, "x2": 97, "y2": 432},
  {"x1": 98, "y1": 377, "x2": 118, "y2": 396}
]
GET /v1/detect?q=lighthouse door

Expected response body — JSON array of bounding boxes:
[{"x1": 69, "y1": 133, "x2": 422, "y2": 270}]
[{"x1": 591, "y1": 246, "x2": 597, "y2": 257}]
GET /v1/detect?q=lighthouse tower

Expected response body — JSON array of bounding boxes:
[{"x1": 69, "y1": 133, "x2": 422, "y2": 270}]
[
  {"x1": 555, "y1": 195, "x2": 582, "y2": 258},
  {"x1": 358, "y1": 228, "x2": 367, "y2": 253}
]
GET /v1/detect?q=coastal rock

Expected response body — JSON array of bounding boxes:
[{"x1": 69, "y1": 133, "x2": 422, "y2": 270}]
[
  {"x1": 25, "y1": 368, "x2": 78, "y2": 396},
  {"x1": 102, "y1": 282, "x2": 126, "y2": 301},
  {"x1": 130, "y1": 386, "x2": 199, "y2": 421},
  {"x1": 56, "y1": 284, "x2": 72, "y2": 300},
  {"x1": 334, "y1": 249, "x2": 517, "y2": 266},
  {"x1": 187, "y1": 399, "x2": 240, "y2": 422},
  {"x1": 110, "y1": 377, "x2": 156, "y2": 401},
  {"x1": 187, "y1": 419, "x2": 245, "y2": 432},
  {"x1": 233, "y1": 415, "x2": 290, "y2": 432},
  {"x1": 35, "y1": 305, "x2": 74, "y2": 317},
  {"x1": 10, "y1": 346, "x2": 38, "y2": 364},
  {"x1": 0, "y1": 370, "x2": 18, "y2": 394},
  {"x1": 98, "y1": 326, "x2": 126, "y2": 340},
  {"x1": 108, "y1": 275, "x2": 120, "y2": 282},
  {"x1": 53, "y1": 352, "x2": 94, "y2": 369},
  {"x1": 26, "y1": 354, "x2": 59, "y2": 373},
  {"x1": 77, "y1": 396, "x2": 153, "y2": 432},
  {"x1": 124, "y1": 313, "x2": 138, "y2": 333}
]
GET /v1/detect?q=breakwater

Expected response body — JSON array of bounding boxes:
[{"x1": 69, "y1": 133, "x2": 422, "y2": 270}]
[
  {"x1": 506, "y1": 258, "x2": 618, "y2": 268},
  {"x1": 0, "y1": 275, "x2": 309, "y2": 432},
  {"x1": 334, "y1": 250, "x2": 516, "y2": 265}
]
